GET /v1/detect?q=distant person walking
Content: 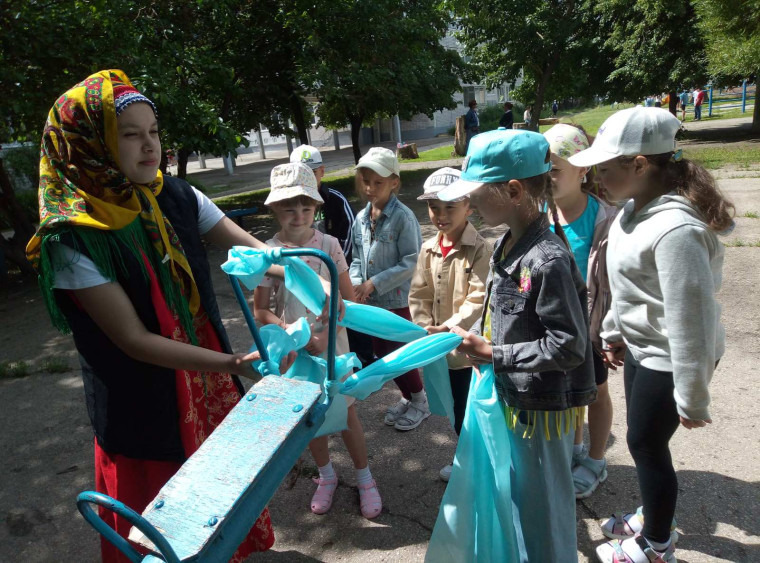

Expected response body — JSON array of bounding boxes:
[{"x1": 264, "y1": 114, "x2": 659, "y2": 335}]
[
  {"x1": 464, "y1": 99, "x2": 480, "y2": 150},
  {"x1": 499, "y1": 102, "x2": 514, "y2": 129},
  {"x1": 552, "y1": 100, "x2": 559, "y2": 117},
  {"x1": 523, "y1": 104, "x2": 533, "y2": 124},
  {"x1": 693, "y1": 87, "x2": 706, "y2": 121},
  {"x1": 679, "y1": 90, "x2": 690, "y2": 121}
]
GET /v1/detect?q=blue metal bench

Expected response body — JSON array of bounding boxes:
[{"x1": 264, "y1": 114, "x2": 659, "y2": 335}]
[
  {"x1": 77, "y1": 248, "x2": 340, "y2": 563},
  {"x1": 224, "y1": 207, "x2": 259, "y2": 227}
]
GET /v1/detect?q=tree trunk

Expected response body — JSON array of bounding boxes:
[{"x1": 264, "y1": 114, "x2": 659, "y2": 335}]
[
  {"x1": 0, "y1": 157, "x2": 36, "y2": 276},
  {"x1": 159, "y1": 150, "x2": 169, "y2": 175},
  {"x1": 289, "y1": 95, "x2": 310, "y2": 145},
  {"x1": 753, "y1": 78, "x2": 760, "y2": 132},
  {"x1": 530, "y1": 59, "x2": 557, "y2": 132},
  {"x1": 177, "y1": 148, "x2": 190, "y2": 179},
  {"x1": 668, "y1": 91, "x2": 678, "y2": 116},
  {"x1": 349, "y1": 114, "x2": 363, "y2": 164}
]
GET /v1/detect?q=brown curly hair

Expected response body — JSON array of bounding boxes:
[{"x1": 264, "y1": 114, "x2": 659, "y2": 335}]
[{"x1": 618, "y1": 153, "x2": 735, "y2": 232}]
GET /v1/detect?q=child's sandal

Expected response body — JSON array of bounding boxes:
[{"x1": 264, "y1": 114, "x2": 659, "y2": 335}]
[
  {"x1": 573, "y1": 456, "x2": 608, "y2": 499},
  {"x1": 357, "y1": 479, "x2": 382, "y2": 519},
  {"x1": 595, "y1": 535, "x2": 677, "y2": 563},
  {"x1": 601, "y1": 508, "x2": 678, "y2": 543},
  {"x1": 310, "y1": 476, "x2": 338, "y2": 515}
]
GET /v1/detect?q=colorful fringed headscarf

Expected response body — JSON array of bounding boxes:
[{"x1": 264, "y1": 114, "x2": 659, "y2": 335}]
[{"x1": 26, "y1": 69, "x2": 201, "y2": 341}]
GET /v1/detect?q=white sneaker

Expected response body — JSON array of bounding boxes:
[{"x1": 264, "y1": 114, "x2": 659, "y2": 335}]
[
  {"x1": 439, "y1": 464, "x2": 452, "y2": 482},
  {"x1": 393, "y1": 400, "x2": 430, "y2": 431},
  {"x1": 384, "y1": 398, "x2": 410, "y2": 426}
]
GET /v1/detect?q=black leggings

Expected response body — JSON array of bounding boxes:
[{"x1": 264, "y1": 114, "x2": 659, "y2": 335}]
[
  {"x1": 449, "y1": 368, "x2": 473, "y2": 436},
  {"x1": 624, "y1": 352, "x2": 680, "y2": 544}
]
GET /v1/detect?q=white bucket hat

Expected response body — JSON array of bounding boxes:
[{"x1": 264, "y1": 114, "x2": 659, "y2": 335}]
[
  {"x1": 265, "y1": 162, "x2": 324, "y2": 206},
  {"x1": 356, "y1": 147, "x2": 400, "y2": 177},
  {"x1": 568, "y1": 107, "x2": 681, "y2": 167},
  {"x1": 290, "y1": 144, "x2": 323, "y2": 170},
  {"x1": 417, "y1": 167, "x2": 463, "y2": 200}
]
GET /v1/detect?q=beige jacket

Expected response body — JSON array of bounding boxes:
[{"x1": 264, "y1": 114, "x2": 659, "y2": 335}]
[{"x1": 409, "y1": 222, "x2": 493, "y2": 369}]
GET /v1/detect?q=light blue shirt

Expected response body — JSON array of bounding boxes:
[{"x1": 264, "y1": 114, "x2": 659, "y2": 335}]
[
  {"x1": 550, "y1": 194, "x2": 598, "y2": 282},
  {"x1": 349, "y1": 194, "x2": 422, "y2": 309}
]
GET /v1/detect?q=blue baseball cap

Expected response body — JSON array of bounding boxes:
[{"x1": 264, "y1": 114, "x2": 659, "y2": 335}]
[{"x1": 439, "y1": 129, "x2": 552, "y2": 201}]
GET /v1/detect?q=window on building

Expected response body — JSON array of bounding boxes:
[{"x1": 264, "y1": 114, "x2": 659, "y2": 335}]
[{"x1": 462, "y1": 85, "x2": 486, "y2": 105}]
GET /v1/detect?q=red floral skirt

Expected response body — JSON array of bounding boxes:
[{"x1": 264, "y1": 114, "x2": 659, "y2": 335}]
[{"x1": 94, "y1": 258, "x2": 274, "y2": 562}]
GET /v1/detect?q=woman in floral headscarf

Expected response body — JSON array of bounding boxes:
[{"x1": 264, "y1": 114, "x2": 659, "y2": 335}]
[{"x1": 27, "y1": 70, "x2": 283, "y2": 562}]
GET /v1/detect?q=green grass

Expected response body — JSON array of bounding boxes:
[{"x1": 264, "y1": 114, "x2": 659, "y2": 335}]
[
  {"x1": 681, "y1": 145, "x2": 760, "y2": 169},
  {"x1": 743, "y1": 211, "x2": 759, "y2": 219},
  {"x1": 725, "y1": 239, "x2": 760, "y2": 247},
  {"x1": 42, "y1": 358, "x2": 71, "y2": 373},
  {"x1": 537, "y1": 104, "x2": 636, "y2": 135},
  {"x1": 212, "y1": 187, "x2": 271, "y2": 211},
  {"x1": 536, "y1": 103, "x2": 753, "y2": 136},
  {"x1": 399, "y1": 145, "x2": 458, "y2": 163},
  {"x1": 213, "y1": 169, "x2": 436, "y2": 211},
  {"x1": 0, "y1": 361, "x2": 30, "y2": 379}
]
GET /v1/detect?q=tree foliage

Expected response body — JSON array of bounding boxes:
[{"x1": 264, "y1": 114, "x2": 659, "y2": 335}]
[
  {"x1": 696, "y1": 0, "x2": 760, "y2": 129},
  {"x1": 299, "y1": 0, "x2": 463, "y2": 162},
  {"x1": 595, "y1": 0, "x2": 709, "y2": 110},
  {"x1": 448, "y1": 0, "x2": 603, "y2": 129}
]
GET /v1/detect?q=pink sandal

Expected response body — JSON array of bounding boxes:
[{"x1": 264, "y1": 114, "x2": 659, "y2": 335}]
[
  {"x1": 310, "y1": 476, "x2": 338, "y2": 515},
  {"x1": 357, "y1": 479, "x2": 382, "y2": 519}
]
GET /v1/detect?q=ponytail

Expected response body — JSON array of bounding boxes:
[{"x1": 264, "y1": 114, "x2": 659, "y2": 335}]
[{"x1": 620, "y1": 153, "x2": 735, "y2": 232}]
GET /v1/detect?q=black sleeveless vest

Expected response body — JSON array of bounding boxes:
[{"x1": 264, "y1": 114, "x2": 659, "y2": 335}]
[{"x1": 56, "y1": 177, "x2": 240, "y2": 461}]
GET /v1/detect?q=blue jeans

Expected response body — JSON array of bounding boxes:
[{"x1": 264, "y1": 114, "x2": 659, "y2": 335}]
[{"x1": 694, "y1": 104, "x2": 702, "y2": 120}]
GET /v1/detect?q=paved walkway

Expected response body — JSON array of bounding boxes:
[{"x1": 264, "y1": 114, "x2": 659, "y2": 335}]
[{"x1": 187, "y1": 137, "x2": 456, "y2": 199}]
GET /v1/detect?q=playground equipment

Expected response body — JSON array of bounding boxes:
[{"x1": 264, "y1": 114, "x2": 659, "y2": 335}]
[
  {"x1": 75, "y1": 247, "x2": 461, "y2": 562},
  {"x1": 76, "y1": 248, "x2": 342, "y2": 562}
]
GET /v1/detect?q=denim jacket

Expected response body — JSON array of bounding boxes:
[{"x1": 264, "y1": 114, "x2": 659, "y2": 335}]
[
  {"x1": 476, "y1": 214, "x2": 597, "y2": 411},
  {"x1": 349, "y1": 194, "x2": 422, "y2": 309}
]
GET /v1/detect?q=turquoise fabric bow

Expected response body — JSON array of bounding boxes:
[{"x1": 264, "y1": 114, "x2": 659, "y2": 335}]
[{"x1": 223, "y1": 247, "x2": 460, "y2": 429}]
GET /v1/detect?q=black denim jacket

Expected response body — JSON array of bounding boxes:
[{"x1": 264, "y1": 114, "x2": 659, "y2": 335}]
[{"x1": 476, "y1": 215, "x2": 597, "y2": 411}]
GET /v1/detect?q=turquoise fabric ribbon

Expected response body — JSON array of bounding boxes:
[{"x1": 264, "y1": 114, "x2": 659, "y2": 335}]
[
  {"x1": 426, "y1": 364, "x2": 520, "y2": 563},
  {"x1": 223, "y1": 246, "x2": 460, "y2": 430}
]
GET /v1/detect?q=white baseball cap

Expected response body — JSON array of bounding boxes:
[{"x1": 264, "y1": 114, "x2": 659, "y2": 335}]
[
  {"x1": 568, "y1": 107, "x2": 681, "y2": 167},
  {"x1": 265, "y1": 162, "x2": 324, "y2": 206},
  {"x1": 356, "y1": 147, "x2": 400, "y2": 177},
  {"x1": 417, "y1": 167, "x2": 463, "y2": 200},
  {"x1": 290, "y1": 144, "x2": 323, "y2": 169}
]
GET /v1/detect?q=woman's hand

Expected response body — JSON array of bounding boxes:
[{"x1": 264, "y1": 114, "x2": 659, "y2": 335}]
[
  {"x1": 602, "y1": 341, "x2": 626, "y2": 370},
  {"x1": 353, "y1": 280, "x2": 375, "y2": 304},
  {"x1": 229, "y1": 350, "x2": 297, "y2": 381},
  {"x1": 451, "y1": 326, "x2": 492, "y2": 364},
  {"x1": 425, "y1": 324, "x2": 449, "y2": 335},
  {"x1": 679, "y1": 416, "x2": 712, "y2": 430}
]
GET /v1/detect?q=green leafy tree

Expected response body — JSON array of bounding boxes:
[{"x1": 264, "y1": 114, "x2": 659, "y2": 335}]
[
  {"x1": 696, "y1": 0, "x2": 760, "y2": 130},
  {"x1": 448, "y1": 0, "x2": 602, "y2": 130},
  {"x1": 0, "y1": 0, "x2": 123, "y2": 276},
  {"x1": 596, "y1": 0, "x2": 709, "y2": 114},
  {"x1": 298, "y1": 0, "x2": 463, "y2": 163}
]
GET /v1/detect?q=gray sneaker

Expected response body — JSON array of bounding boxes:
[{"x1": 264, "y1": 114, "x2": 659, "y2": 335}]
[
  {"x1": 384, "y1": 398, "x2": 410, "y2": 426},
  {"x1": 393, "y1": 400, "x2": 430, "y2": 431}
]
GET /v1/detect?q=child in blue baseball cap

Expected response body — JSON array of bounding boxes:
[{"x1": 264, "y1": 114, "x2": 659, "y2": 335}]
[{"x1": 426, "y1": 129, "x2": 596, "y2": 562}]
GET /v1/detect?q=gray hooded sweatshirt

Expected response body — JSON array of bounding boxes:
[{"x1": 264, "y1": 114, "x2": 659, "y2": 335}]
[{"x1": 601, "y1": 193, "x2": 725, "y2": 421}]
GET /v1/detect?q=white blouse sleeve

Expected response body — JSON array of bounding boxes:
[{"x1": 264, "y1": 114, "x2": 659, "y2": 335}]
[
  {"x1": 192, "y1": 186, "x2": 226, "y2": 235},
  {"x1": 48, "y1": 242, "x2": 110, "y2": 289}
]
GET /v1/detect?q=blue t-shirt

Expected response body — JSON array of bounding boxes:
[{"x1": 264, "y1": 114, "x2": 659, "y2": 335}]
[{"x1": 550, "y1": 194, "x2": 598, "y2": 282}]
